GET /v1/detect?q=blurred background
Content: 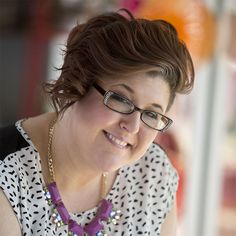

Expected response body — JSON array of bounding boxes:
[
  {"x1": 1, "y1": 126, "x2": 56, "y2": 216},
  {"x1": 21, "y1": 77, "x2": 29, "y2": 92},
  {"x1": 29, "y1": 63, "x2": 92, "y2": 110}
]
[{"x1": 0, "y1": 0, "x2": 235, "y2": 235}]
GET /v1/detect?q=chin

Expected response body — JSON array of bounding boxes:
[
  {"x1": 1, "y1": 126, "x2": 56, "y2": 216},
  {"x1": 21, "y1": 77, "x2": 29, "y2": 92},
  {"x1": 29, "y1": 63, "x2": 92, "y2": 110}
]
[
  {"x1": 99, "y1": 164, "x2": 120, "y2": 173},
  {"x1": 95, "y1": 159, "x2": 123, "y2": 173}
]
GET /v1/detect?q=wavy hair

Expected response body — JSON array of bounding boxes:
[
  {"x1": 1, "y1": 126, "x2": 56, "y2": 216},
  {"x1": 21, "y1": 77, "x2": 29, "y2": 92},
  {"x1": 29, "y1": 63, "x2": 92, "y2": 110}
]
[{"x1": 44, "y1": 9, "x2": 194, "y2": 113}]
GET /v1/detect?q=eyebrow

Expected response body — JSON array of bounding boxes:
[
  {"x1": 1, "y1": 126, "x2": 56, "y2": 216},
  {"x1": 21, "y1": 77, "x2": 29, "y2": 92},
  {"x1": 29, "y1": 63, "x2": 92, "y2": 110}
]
[
  {"x1": 118, "y1": 84, "x2": 164, "y2": 112},
  {"x1": 151, "y1": 103, "x2": 163, "y2": 112},
  {"x1": 118, "y1": 84, "x2": 135, "y2": 94}
]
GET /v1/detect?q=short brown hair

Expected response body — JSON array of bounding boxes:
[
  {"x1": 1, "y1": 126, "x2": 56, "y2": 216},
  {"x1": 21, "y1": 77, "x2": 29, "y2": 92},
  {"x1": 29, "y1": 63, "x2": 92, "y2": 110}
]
[{"x1": 45, "y1": 9, "x2": 194, "y2": 113}]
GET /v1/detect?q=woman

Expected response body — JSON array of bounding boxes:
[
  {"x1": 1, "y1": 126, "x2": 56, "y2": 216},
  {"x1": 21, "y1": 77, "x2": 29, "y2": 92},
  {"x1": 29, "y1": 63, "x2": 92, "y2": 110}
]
[{"x1": 0, "y1": 9, "x2": 194, "y2": 236}]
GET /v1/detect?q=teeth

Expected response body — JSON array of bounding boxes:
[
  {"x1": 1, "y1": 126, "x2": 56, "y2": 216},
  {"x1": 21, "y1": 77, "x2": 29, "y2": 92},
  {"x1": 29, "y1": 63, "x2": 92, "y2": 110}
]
[{"x1": 106, "y1": 132, "x2": 128, "y2": 147}]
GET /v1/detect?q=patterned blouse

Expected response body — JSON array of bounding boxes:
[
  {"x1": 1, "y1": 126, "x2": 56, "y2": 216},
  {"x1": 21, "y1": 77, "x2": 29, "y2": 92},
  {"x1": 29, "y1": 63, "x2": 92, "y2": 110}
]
[{"x1": 0, "y1": 121, "x2": 178, "y2": 236}]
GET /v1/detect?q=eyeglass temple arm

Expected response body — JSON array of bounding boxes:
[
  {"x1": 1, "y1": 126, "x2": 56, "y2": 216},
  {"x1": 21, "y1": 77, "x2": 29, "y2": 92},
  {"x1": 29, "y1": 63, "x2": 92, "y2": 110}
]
[{"x1": 93, "y1": 83, "x2": 106, "y2": 96}]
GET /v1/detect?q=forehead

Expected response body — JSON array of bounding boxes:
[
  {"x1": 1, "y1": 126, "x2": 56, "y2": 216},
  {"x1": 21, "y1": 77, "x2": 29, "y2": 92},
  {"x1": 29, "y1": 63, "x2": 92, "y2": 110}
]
[{"x1": 99, "y1": 71, "x2": 171, "y2": 112}]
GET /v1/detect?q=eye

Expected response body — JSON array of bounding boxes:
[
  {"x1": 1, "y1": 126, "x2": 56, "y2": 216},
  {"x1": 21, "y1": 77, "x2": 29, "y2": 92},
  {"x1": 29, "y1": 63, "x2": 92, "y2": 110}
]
[
  {"x1": 112, "y1": 93, "x2": 131, "y2": 105},
  {"x1": 145, "y1": 111, "x2": 158, "y2": 120}
]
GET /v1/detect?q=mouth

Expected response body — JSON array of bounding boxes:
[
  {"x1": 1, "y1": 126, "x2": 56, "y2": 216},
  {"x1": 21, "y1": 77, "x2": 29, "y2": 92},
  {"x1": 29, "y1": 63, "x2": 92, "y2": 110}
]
[{"x1": 103, "y1": 131, "x2": 131, "y2": 149}]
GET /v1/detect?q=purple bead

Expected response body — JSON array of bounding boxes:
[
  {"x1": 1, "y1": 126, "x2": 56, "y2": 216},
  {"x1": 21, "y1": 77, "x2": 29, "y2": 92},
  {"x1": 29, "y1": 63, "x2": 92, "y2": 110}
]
[
  {"x1": 56, "y1": 202, "x2": 70, "y2": 224},
  {"x1": 84, "y1": 218, "x2": 104, "y2": 236},
  {"x1": 97, "y1": 199, "x2": 113, "y2": 220},
  {"x1": 68, "y1": 220, "x2": 84, "y2": 235},
  {"x1": 48, "y1": 182, "x2": 61, "y2": 204}
]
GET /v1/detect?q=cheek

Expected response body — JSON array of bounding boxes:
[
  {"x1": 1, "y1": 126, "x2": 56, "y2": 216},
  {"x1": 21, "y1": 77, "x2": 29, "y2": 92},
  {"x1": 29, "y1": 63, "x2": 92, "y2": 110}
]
[
  {"x1": 141, "y1": 127, "x2": 157, "y2": 142},
  {"x1": 75, "y1": 100, "x2": 119, "y2": 128},
  {"x1": 129, "y1": 130, "x2": 157, "y2": 164},
  {"x1": 137, "y1": 129, "x2": 157, "y2": 152}
]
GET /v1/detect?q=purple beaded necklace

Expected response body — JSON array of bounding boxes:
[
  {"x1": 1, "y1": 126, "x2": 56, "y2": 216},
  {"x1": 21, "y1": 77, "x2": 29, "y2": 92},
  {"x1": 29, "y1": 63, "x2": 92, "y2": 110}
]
[{"x1": 43, "y1": 119, "x2": 121, "y2": 236}]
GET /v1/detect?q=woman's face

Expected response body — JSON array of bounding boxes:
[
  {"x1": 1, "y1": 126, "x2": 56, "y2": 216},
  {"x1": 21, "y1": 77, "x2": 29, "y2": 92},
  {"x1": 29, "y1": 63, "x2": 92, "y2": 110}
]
[{"x1": 65, "y1": 71, "x2": 171, "y2": 173}]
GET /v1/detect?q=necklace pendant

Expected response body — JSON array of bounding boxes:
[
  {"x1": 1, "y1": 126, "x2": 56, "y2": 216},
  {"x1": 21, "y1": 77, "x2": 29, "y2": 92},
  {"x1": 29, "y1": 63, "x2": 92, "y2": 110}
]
[
  {"x1": 108, "y1": 209, "x2": 121, "y2": 225},
  {"x1": 68, "y1": 219, "x2": 84, "y2": 236},
  {"x1": 44, "y1": 182, "x2": 121, "y2": 236},
  {"x1": 84, "y1": 217, "x2": 104, "y2": 236},
  {"x1": 96, "y1": 231, "x2": 107, "y2": 236},
  {"x1": 43, "y1": 186, "x2": 52, "y2": 205},
  {"x1": 52, "y1": 207, "x2": 65, "y2": 227}
]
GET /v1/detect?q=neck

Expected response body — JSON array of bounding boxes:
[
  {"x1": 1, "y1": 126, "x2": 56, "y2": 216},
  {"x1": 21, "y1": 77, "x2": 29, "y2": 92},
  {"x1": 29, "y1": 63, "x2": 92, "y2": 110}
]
[
  {"x1": 48, "y1": 117, "x2": 103, "y2": 190},
  {"x1": 47, "y1": 117, "x2": 108, "y2": 212},
  {"x1": 46, "y1": 112, "x2": 118, "y2": 206}
]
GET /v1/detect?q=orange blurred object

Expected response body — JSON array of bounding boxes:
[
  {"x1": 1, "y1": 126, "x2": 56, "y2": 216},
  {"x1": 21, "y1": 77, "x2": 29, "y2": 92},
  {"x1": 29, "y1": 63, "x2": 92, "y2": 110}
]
[{"x1": 134, "y1": 0, "x2": 217, "y2": 67}]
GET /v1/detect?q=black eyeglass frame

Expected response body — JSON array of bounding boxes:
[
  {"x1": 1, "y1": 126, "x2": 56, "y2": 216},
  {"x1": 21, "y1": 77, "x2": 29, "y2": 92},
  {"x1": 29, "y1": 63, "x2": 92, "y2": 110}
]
[{"x1": 93, "y1": 83, "x2": 173, "y2": 132}]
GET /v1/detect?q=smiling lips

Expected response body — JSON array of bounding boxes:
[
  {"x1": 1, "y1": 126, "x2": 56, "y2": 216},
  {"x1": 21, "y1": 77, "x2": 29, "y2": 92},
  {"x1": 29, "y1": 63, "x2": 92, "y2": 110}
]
[{"x1": 104, "y1": 131, "x2": 130, "y2": 149}]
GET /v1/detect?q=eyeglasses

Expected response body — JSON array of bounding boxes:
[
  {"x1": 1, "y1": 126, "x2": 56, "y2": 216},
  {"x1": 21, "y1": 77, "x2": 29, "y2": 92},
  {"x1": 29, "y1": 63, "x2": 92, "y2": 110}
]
[{"x1": 93, "y1": 83, "x2": 173, "y2": 132}]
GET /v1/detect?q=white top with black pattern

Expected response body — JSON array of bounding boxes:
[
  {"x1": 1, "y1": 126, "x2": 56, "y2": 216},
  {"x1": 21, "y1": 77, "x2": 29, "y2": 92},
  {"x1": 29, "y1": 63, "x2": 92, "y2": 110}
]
[{"x1": 0, "y1": 120, "x2": 178, "y2": 236}]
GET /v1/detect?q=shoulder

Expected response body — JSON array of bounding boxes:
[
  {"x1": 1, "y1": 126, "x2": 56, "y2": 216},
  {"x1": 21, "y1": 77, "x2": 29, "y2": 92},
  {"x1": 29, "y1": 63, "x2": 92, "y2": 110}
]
[
  {"x1": 121, "y1": 142, "x2": 179, "y2": 197},
  {"x1": 0, "y1": 112, "x2": 56, "y2": 163},
  {"x1": 0, "y1": 121, "x2": 42, "y2": 183},
  {"x1": 0, "y1": 120, "x2": 41, "y2": 222},
  {"x1": 123, "y1": 142, "x2": 178, "y2": 181},
  {"x1": 0, "y1": 120, "x2": 37, "y2": 191},
  {"x1": 0, "y1": 122, "x2": 29, "y2": 161},
  {"x1": 114, "y1": 143, "x2": 179, "y2": 233},
  {"x1": 131, "y1": 142, "x2": 179, "y2": 211},
  {"x1": 0, "y1": 123, "x2": 46, "y2": 235},
  {"x1": 143, "y1": 143, "x2": 179, "y2": 212},
  {"x1": 140, "y1": 142, "x2": 179, "y2": 181},
  {"x1": 143, "y1": 142, "x2": 179, "y2": 189}
]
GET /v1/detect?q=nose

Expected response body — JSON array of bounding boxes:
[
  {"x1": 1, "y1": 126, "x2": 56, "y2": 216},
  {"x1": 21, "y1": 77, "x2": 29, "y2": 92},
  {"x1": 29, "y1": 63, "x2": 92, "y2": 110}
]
[{"x1": 119, "y1": 111, "x2": 141, "y2": 134}]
